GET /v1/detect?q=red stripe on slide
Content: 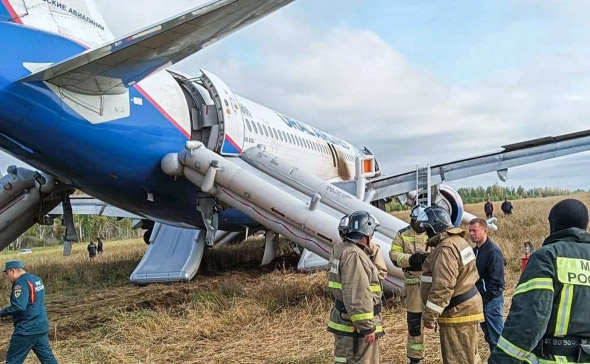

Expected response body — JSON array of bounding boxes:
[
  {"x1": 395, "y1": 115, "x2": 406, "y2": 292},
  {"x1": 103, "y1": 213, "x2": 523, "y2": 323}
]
[
  {"x1": 1, "y1": 0, "x2": 22, "y2": 24},
  {"x1": 134, "y1": 84, "x2": 190, "y2": 139}
]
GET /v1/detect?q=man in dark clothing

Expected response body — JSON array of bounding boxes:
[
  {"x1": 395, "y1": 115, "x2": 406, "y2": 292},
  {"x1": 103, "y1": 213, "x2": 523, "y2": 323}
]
[
  {"x1": 0, "y1": 260, "x2": 58, "y2": 364},
  {"x1": 87, "y1": 240, "x2": 97, "y2": 259},
  {"x1": 97, "y1": 237, "x2": 104, "y2": 255},
  {"x1": 484, "y1": 199, "x2": 493, "y2": 219},
  {"x1": 490, "y1": 199, "x2": 590, "y2": 363},
  {"x1": 469, "y1": 218, "x2": 505, "y2": 352},
  {"x1": 501, "y1": 198, "x2": 513, "y2": 215}
]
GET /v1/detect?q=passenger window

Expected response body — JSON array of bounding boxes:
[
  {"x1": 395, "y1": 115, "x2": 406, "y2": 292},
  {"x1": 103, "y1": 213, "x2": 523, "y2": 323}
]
[
  {"x1": 245, "y1": 119, "x2": 252, "y2": 133},
  {"x1": 262, "y1": 124, "x2": 269, "y2": 137},
  {"x1": 252, "y1": 122, "x2": 258, "y2": 134}
]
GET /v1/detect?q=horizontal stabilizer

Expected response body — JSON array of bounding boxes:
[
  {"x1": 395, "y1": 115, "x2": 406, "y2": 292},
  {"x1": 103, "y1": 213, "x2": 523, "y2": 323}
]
[{"x1": 18, "y1": 0, "x2": 293, "y2": 95}]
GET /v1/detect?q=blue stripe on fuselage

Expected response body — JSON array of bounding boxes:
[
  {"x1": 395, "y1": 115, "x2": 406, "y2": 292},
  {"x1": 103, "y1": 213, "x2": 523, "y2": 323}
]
[{"x1": 0, "y1": 21, "x2": 256, "y2": 228}]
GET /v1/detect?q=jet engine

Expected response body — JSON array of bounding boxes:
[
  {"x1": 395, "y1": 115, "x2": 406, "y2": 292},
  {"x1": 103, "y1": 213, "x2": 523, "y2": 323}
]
[{"x1": 0, "y1": 166, "x2": 72, "y2": 250}]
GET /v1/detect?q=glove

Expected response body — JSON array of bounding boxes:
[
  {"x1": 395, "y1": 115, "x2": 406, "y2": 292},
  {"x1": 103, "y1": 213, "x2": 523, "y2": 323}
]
[{"x1": 409, "y1": 253, "x2": 428, "y2": 269}]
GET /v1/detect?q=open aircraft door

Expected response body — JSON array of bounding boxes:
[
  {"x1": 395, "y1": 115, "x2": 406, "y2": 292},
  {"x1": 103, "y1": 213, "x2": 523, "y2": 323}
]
[{"x1": 200, "y1": 70, "x2": 245, "y2": 156}]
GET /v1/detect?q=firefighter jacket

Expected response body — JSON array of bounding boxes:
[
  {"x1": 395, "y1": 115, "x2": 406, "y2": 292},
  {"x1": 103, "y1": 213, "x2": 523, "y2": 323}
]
[
  {"x1": 369, "y1": 242, "x2": 389, "y2": 284},
  {"x1": 489, "y1": 228, "x2": 590, "y2": 364},
  {"x1": 327, "y1": 240, "x2": 384, "y2": 337},
  {"x1": 420, "y1": 227, "x2": 484, "y2": 327},
  {"x1": 0, "y1": 273, "x2": 49, "y2": 336},
  {"x1": 389, "y1": 225, "x2": 428, "y2": 285}
]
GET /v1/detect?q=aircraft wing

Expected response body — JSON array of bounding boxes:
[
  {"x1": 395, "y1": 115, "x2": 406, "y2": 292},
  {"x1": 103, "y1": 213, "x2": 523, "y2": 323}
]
[
  {"x1": 18, "y1": 0, "x2": 293, "y2": 95},
  {"x1": 368, "y1": 129, "x2": 590, "y2": 201},
  {"x1": 49, "y1": 195, "x2": 142, "y2": 219}
]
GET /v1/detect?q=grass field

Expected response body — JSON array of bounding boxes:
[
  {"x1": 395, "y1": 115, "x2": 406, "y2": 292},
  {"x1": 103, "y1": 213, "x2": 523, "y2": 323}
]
[{"x1": 0, "y1": 193, "x2": 589, "y2": 363}]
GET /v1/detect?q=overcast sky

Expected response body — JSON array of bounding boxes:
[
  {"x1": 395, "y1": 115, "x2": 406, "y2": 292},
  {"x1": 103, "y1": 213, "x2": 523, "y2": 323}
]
[{"x1": 3, "y1": 0, "x2": 590, "y2": 190}]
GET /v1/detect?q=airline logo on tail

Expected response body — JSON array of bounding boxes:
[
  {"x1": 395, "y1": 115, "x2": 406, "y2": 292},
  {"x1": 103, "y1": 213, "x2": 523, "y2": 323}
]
[{"x1": 0, "y1": 0, "x2": 113, "y2": 46}]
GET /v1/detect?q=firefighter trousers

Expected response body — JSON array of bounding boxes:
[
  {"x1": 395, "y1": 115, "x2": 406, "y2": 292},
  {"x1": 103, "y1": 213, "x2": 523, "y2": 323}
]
[
  {"x1": 439, "y1": 323, "x2": 481, "y2": 364},
  {"x1": 333, "y1": 334, "x2": 380, "y2": 364},
  {"x1": 405, "y1": 282, "x2": 424, "y2": 360}
]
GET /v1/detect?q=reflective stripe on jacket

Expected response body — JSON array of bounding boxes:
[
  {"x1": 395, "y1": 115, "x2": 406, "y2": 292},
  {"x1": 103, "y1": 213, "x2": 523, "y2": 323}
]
[
  {"x1": 327, "y1": 240, "x2": 384, "y2": 337},
  {"x1": 389, "y1": 226, "x2": 428, "y2": 284},
  {"x1": 420, "y1": 227, "x2": 484, "y2": 326},
  {"x1": 489, "y1": 228, "x2": 590, "y2": 364}
]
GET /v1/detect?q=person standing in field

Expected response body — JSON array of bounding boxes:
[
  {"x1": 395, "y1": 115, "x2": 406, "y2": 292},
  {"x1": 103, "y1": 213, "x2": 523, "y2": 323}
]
[
  {"x1": 389, "y1": 205, "x2": 429, "y2": 364},
  {"x1": 484, "y1": 199, "x2": 494, "y2": 219},
  {"x1": 0, "y1": 260, "x2": 59, "y2": 364},
  {"x1": 489, "y1": 199, "x2": 590, "y2": 363},
  {"x1": 327, "y1": 211, "x2": 385, "y2": 363},
  {"x1": 501, "y1": 198, "x2": 513, "y2": 215},
  {"x1": 97, "y1": 237, "x2": 104, "y2": 255},
  {"x1": 418, "y1": 206, "x2": 484, "y2": 364},
  {"x1": 87, "y1": 240, "x2": 97, "y2": 259},
  {"x1": 469, "y1": 218, "x2": 505, "y2": 352}
]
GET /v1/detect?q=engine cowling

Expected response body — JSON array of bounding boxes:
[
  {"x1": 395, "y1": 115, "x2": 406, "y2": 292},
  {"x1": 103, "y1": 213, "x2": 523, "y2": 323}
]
[{"x1": 0, "y1": 166, "x2": 70, "y2": 250}]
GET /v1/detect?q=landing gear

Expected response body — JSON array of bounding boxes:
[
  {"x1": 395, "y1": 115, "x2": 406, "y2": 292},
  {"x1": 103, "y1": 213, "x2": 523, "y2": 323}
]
[{"x1": 196, "y1": 197, "x2": 221, "y2": 247}]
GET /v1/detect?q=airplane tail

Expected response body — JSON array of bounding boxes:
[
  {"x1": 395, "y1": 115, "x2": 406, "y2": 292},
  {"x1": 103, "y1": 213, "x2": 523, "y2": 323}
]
[{"x1": 0, "y1": 0, "x2": 114, "y2": 47}]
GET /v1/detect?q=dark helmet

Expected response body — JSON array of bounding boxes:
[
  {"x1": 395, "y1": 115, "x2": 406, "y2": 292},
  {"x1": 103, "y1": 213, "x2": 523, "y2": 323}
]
[
  {"x1": 338, "y1": 210, "x2": 380, "y2": 242},
  {"x1": 417, "y1": 205, "x2": 453, "y2": 238}
]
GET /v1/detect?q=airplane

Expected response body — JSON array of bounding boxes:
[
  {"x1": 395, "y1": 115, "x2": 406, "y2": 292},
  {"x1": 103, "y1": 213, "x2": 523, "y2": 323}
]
[{"x1": 1, "y1": 0, "x2": 590, "y2": 291}]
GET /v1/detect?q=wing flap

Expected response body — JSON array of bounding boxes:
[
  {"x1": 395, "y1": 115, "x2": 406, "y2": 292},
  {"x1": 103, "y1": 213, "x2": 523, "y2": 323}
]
[{"x1": 18, "y1": 0, "x2": 294, "y2": 95}]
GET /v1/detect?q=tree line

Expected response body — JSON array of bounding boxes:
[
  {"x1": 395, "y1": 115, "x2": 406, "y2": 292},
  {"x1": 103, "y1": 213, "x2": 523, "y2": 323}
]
[
  {"x1": 457, "y1": 184, "x2": 585, "y2": 204},
  {"x1": 9, "y1": 215, "x2": 142, "y2": 250}
]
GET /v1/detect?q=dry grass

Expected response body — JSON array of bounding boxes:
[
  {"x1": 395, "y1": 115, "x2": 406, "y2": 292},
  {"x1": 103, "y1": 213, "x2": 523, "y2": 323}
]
[{"x1": 0, "y1": 193, "x2": 588, "y2": 363}]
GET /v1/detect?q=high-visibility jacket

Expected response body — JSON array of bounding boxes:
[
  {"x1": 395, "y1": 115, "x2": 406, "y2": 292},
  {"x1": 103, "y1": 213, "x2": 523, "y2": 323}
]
[
  {"x1": 389, "y1": 225, "x2": 428, "y2": 285},
  {"x1": 327, "y1": 240, "x2": 384, "y2": 337},
  {"x1": 489, "y1": 228, "x2": 590, "y2": 364},
  {"x1": 420, "y1": 227, "x2": 484, "y2": 326}
]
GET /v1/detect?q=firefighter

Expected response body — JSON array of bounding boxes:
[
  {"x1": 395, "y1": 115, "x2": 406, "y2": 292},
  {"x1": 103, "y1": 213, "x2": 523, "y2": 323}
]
[
  {"x1": 327, "y1": 210, "x2": 385, "y2": 363},
  {"x1": 0, "y1": 260, "x2": 58, "y2": 364},
  {"x1": 389, "y1": 205, "x2": 429, "y2": 364},
  {"x1": 489, "y1": 199, "x2": 590, "y2": 363},
  {"x1": 417, "y1": 206, "x2": 484, "y2": 364}
]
